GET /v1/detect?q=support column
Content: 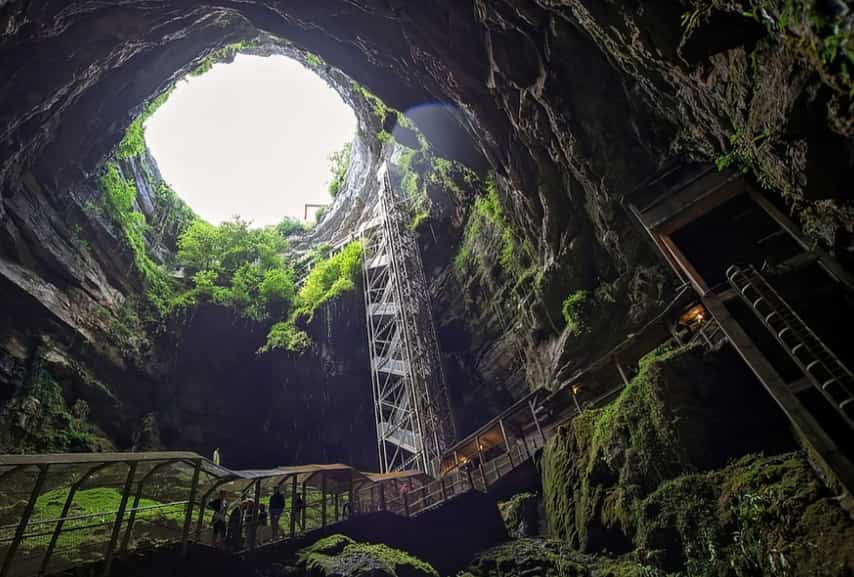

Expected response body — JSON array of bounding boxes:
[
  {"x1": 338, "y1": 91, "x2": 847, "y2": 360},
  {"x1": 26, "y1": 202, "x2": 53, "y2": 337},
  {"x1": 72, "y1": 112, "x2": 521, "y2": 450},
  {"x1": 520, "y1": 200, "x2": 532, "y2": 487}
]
[
  {"x1": 320, "y1": 473, "x2": 327, "y2": 528},
  {"x1": 498, "y1": 420, "x2": 513, "y2": 466},
  {"x1": 615, "y1": 356, "x2": 630, "y2": 386},
  {"x1": 439, "y1": 477, "x2": 447, "y2": 502},
  {"x1": 529, "y1": 399, "x2": 545, "y2": 448},
  {"x1": 42, "y1": 463, "x2": 112, "y2": 575},
  {"x1": 334, "y1": 493, "x2": 339, "y2": 522},
  {"x1": 248, "y1": 478, "x2": 261, "y2": 550},
  {"x1": 378, "y1": 482, "x2": 386, "y2": 512},
  {"x1": 289, "y1": 476, "x2": 298, "y2": 538},
  {"x1": 180, "y1": 461, "x2": 202, "y2": 555},
  {"x1": 2, "y1": 465, "x2": 48, "y2": 577},
  {"x1": 103, "y1": 462, "x2": 137, "y2": 576}
]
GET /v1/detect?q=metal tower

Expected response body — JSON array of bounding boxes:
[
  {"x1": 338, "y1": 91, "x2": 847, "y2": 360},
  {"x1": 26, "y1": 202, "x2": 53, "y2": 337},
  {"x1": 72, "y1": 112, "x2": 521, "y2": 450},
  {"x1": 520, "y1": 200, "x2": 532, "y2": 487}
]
[{"x1": 361, "y1": 163, "x2": 455, "y2": 477}]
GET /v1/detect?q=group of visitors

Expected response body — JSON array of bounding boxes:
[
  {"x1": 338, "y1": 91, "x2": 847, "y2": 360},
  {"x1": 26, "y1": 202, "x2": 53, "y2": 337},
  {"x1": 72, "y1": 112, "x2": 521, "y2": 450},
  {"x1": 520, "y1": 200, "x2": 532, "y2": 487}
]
[{"x1": 208, "y1": 486, "x2": 306, "y2": 550}]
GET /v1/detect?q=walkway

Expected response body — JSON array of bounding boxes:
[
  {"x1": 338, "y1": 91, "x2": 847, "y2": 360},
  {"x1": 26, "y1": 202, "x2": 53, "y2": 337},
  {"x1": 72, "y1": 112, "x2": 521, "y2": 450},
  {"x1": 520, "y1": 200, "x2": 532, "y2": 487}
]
[{"x1": 0, "y1": 287, "x2": 702, "y2": 577}]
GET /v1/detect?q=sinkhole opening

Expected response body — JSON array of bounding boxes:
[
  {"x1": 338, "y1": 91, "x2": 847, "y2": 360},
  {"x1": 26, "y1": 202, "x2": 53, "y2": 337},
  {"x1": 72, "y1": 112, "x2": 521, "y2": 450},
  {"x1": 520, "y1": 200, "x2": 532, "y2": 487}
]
[{"x1": 144, "y1": 53, "x2": 357, "y2": 227}]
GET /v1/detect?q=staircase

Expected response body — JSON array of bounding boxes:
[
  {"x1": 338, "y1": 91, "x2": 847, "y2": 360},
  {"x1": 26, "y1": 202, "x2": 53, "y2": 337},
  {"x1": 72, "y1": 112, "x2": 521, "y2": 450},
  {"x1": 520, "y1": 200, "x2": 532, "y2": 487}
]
[{"x1": 726, "y1": 265, "x2": 854, "y2": 428}]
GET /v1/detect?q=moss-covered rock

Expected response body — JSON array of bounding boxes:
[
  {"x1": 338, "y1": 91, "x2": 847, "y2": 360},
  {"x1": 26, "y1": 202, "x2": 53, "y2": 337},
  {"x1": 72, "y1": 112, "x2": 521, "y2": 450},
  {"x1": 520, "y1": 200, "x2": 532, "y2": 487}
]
[
  {"x1": 497, "y1": 492, "x2": 540, "y2": 538},
  {"x1": 295, "y1": 535, "x2": 438, "y2": 577},
  {"x1": 541, "y1": 344, "x2": 694, "y2": 552},
  {"x1": 540, "y1": 345, "x2": 854, "y2": 576},
  {"x1": 462, "y1": 538, "x2": 594, "y2": 577}
]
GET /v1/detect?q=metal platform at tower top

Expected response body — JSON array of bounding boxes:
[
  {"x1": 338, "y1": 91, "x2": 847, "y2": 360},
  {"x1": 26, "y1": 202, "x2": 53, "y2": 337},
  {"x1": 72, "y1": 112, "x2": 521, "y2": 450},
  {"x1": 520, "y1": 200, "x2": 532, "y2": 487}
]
[{"x1": 360, "y1": 163, "x2": 455, "y2": 477}]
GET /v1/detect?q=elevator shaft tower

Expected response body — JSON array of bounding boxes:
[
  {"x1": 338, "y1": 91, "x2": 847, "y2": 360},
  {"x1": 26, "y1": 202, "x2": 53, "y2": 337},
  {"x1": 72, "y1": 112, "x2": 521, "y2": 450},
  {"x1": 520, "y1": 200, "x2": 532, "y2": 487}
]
[{"x1": 361, "y1": 163, "x2": 455, "y2": 477}]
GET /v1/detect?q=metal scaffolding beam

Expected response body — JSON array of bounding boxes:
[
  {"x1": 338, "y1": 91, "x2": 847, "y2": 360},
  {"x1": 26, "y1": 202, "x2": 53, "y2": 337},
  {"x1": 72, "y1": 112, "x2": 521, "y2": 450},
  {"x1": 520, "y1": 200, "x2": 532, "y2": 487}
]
[{"x1": 361, "y1": 163, "x2": 455, "y2": 477}]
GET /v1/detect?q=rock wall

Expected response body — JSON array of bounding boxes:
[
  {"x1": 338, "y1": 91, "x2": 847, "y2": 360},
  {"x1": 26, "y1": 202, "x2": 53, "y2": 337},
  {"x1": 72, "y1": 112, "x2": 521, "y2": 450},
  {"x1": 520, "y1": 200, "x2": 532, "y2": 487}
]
[{"x1": 0, "y1": 1, "x2": 851, "y2": 462}]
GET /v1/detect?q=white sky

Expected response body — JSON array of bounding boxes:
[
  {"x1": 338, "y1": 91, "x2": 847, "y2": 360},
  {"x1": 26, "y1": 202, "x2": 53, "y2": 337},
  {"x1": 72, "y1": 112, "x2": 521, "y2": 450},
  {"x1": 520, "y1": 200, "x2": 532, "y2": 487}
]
[{"x1": 145, "y1": 54, "x2": 357, "y2": 226}]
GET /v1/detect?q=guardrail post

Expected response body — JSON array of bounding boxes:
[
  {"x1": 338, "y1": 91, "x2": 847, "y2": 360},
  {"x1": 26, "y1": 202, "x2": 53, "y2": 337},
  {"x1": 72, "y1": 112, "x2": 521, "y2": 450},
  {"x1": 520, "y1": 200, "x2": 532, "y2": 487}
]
[
  {"x1": 1, "y1": 464, "x2": 48, "y2": 577},
  {"x1": 181, "y1": 460, "x2": 202, "y2": 555},
  {"x1": 41, "y1": 462, "x2": 114, "y2": 575},
  {"x1": 334, "y1": 493, "x2": 339, "y2": 522},
  {"x1": 498, "y1": 419, "x2": 513, "y2": 467},
  {"x1": 289, "y1": 476, "x2": 298, "y2": 538},
  {"x1": 479, "y1": 464, "x2": 488, "y2": 490},
  {"x1": 103, "y1": 462, "x2": 137, "y2": 576},
  {"x1": 320, "y1": 473, "x2": 327, "y2": 528},
  {"x1": 378, "y1": 482, "x2": 386, "y2": 512},
  {"x1": 439, "y1": 477, "x2": 447, "y2": 502},
  {"x1": 529, "y1": 399, "x2": 546, "y2": 447}
]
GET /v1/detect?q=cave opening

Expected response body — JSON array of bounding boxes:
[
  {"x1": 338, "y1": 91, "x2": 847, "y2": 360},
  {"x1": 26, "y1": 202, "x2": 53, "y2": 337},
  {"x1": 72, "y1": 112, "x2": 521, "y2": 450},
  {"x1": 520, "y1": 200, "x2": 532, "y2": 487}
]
[
  {"x1": 144, "y1": 52, "x2": 357, "y2": 227},
  {"x1": 2, "y1": 3, "x2": 854, "y2": 576}
]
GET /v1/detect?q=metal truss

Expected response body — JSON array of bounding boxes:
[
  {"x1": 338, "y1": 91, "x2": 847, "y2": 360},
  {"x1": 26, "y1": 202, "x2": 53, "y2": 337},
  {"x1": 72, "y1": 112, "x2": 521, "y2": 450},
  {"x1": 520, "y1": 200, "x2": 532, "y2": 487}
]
[{"x1": 361, "y1": 163, "x2": 455, "y2": 477}]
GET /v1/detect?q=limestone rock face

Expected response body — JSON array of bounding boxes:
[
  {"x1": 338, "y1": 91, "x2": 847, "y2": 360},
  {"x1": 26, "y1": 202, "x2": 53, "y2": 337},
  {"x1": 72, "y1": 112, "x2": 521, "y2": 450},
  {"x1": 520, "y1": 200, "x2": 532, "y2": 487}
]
[{"x1": 0, "y1": 1, "x2": 851, "y2": 459}]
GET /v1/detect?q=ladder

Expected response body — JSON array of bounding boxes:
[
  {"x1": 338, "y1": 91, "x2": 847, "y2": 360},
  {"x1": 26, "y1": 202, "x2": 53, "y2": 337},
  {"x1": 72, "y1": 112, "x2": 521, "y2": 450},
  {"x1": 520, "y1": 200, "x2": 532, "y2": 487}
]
[{"x1": 726, "y1": 265, "x2": 854, "y2": 429}]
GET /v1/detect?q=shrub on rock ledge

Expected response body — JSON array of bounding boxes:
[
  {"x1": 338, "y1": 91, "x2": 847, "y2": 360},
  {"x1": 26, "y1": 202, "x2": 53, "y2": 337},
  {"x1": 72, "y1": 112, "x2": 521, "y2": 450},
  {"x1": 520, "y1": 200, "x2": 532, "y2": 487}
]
[{"x1": 295, "y1": 534, "x2": 438, "y2": 577}]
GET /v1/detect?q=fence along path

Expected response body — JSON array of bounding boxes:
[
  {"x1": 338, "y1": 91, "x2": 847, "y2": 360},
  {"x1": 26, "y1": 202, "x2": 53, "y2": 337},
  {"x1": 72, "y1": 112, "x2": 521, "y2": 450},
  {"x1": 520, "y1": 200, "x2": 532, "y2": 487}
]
[
  {"x1": 0, "y1": 378, "x2": 626, "y2": 577},
  {"x1": 0, "y1": 287, "x2": 694, "y2": 577}
]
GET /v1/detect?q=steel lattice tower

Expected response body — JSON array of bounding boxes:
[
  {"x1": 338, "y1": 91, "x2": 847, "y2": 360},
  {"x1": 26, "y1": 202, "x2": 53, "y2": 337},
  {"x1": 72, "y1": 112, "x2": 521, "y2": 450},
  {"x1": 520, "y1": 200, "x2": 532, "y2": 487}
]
[{"x1": 361, "y1": 163, "x2": 455, "y2": 477}]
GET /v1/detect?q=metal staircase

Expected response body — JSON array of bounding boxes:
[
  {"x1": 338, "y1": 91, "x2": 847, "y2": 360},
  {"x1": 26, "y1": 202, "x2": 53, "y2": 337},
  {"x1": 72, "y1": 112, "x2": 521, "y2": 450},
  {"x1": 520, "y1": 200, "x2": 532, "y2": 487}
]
[
  {"x1": 361, "y1": 164, "x2": 455, "y2": 476},
  {"x1": 727, "y1": 265, "x2": 854, "y2": 428}
]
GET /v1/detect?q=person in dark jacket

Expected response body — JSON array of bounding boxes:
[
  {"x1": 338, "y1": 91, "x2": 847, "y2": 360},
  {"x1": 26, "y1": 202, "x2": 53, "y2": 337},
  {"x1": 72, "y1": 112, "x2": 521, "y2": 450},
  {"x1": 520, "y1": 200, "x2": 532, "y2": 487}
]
[
  {"x1": 226, "y1": 501, "x2": 244, "y2": 551},
  {"x1": 269, "y1": 486, "x2": 285, "y2": 540},
  {"x1": 207, "y1": 490, "x2": 228, "y2": 547}
]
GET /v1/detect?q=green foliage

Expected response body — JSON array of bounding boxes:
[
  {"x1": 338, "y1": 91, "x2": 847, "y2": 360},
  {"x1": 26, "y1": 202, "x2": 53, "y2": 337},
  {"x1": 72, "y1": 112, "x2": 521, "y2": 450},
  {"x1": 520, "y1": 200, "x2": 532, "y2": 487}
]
[
  {"x1": 293, "y1": 240, "x2": 363, "y2": 321},
  {"x1": 299, "y1": 534, "x2": 439, "y2": 577},
  {"x1": 561, "y1": 290, "x2": 594, "y2": 336},
  {"x1": 11, "y1": 359, "x2": 104, "y2": 453},
  {"x1": 327, "y1": 142, "x2": 352, "y2": 197},
  {"x1": 454, "y1": 174, "x2": 534, "y2": 285},
  {"x1": 351, "y1": 81, "x2": 390, "y2": 127},
  {"x1": 275, "y1": 216, "x2": 308, "y2": 237},
  {"x1": 100, "y1": 163, "x2": 175, "y2": 316},
  {"x1": 315, "y1": 205, "x2": 327, "y2": 222},
  {"x1": 259, "y1": 241, "x2": 363, "y2": 354},
  {"x1": 115, "y1": 87, "x2": 174, "y2": 159},
  {"x1": 189, "y1": 41, "x2": 252, "y2": 77},
  {"x1": 541, "y1": 343, "x2": 693, "y2": 548},
  {"x1": 152, "y1": 181, "x2": 196, "y2": 242},
  {"x1": 22, "y1": 487, "x2": 183, "y2": 556},
  {"x1": 741, "y1": 0, "x2": 853, "y2": 99},
  {"x1": 304, "y1": 53, "x2": 324, "y2": 68},
  {"x1": 176, "y1": 218, "x2": 294, "y2": 322}
]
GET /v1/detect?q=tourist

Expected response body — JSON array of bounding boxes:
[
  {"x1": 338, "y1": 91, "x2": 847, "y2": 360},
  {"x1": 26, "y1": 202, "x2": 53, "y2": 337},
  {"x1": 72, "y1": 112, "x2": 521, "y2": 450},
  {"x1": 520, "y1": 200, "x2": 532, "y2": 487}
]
[
  {"x1": 212, "y1": 447, "x2": 221, "y2": 466},
  {"x1": 226, "y1": 500, "x2": 245, "y2": 551},
  {"x1": 207, "y1": 490, "x2": 228, "y2": 547},
  {"x1": 269, "y1": 486, "x2": 285, "y2": 540},
  {"x1": 293, "y1": 492, "x2": 306, "y2": 531}
]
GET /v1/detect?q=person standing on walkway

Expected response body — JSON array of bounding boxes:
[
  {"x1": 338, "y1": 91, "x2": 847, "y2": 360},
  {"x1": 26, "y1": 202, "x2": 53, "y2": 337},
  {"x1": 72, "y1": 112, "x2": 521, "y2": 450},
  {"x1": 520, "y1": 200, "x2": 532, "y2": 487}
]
[
  {"x1": 213, "y1": 447, "x2": 221, "y2": 466},
  {"x1": 207, "y1": 490, "x2": 228, "y2": 547},
  {"x1": 269, "y1": 486, "x2": 285, "y2": 540},
  {"x1": 293, "y1": 492, "x2": 306, "y2": 531}
]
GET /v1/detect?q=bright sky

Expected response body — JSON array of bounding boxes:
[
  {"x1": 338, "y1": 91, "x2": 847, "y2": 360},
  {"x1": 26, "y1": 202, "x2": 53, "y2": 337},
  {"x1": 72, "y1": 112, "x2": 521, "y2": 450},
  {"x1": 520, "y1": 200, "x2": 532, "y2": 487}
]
[{"x1": 145, "y1": 54, "x2": 357, "y2": 226}]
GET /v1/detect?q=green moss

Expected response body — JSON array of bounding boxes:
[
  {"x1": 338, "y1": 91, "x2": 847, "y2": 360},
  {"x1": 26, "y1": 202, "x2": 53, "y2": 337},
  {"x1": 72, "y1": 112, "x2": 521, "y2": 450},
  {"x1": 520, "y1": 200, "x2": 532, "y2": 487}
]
[
  {"x1": 561, "y1": 290, "x2": 593, "y2": 335},
  {"x1": 115, "y1": 86, "x2": 174, "y2": 159},
  {"x1": 259, "y1": 241, "x2": 363, "y2": 353},
  {"x1": 497, "y1": 492, "x2": 539, "y2": 537},
  {"x1": 189, "y1": 41, "x2": 253, "y2": 77},
  {"x1": 327, "y1": 142, "x2": 352, "y2": 197},
  {"x1": 304, "y1": 53, "x2": 324, "y2": 68},
  {"x1": 298, "y1": 534, "x2": 438, "y2": 577},
  {"x1": 542, "y1": 344, "x2": 695, "y2": 549},
  {"x1": 464, "y1": 539, "x2": 591, "y2": 577},
  {"x1": 351, "y1": 81, "x2": 391, "y2": 128},
  {"x1": 100, "y1": 163, "x2": 175, "y2": 317}
]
